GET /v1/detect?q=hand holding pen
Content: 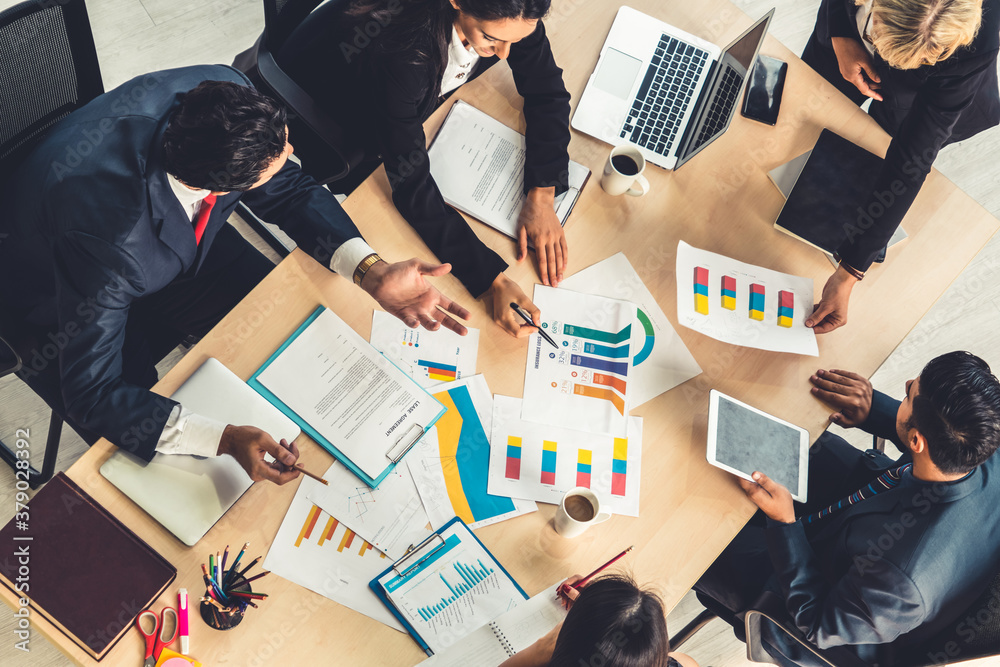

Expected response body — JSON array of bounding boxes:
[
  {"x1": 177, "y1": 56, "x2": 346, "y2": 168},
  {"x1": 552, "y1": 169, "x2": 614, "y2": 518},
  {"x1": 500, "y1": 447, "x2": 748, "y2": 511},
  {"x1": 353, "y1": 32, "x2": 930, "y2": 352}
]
[
  {"x1": 556, "y1": 546, "x2": 634, "y2": 606},
  {"x1": 510, "y1": 303, "x2": 558, "y2": 348}
]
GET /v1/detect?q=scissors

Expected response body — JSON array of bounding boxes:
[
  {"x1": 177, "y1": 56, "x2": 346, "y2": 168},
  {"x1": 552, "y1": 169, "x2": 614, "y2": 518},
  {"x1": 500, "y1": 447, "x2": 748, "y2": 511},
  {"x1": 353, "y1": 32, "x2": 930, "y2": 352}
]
[{"x1": 136, "y1": 606, "x2": 178, "y2": 667}]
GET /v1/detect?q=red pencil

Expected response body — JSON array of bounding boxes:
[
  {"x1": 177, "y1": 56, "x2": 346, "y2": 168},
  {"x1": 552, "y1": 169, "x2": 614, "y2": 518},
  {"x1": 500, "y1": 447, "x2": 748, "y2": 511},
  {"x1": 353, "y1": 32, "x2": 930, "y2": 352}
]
[{"x1": 563, "y1": 546, "x2": 634, "y2": 595}]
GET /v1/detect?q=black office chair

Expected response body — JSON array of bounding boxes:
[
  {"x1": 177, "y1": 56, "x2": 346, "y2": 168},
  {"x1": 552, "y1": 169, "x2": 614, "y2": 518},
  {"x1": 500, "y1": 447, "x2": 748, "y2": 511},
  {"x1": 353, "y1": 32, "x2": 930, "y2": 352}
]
[
  {"x1": 0, "y1": 0, "x2": 103, "y2": 488},
  {"x1": 231, "y1": 0, "x2": 366, "y2": 258}
]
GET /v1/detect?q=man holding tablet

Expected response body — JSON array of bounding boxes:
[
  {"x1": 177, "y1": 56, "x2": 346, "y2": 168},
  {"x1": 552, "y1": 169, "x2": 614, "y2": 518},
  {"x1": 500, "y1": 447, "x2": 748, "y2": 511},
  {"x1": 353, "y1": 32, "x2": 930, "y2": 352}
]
[{"x1": 695, "y1": 351, "x2": 1000, "y2": 666}]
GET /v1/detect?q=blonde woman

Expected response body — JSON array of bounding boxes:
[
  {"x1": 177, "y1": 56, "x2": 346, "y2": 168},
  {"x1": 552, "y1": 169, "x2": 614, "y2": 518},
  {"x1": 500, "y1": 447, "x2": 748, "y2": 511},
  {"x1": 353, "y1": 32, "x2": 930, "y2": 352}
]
[{"x1": 801, "y1": 0, "x2": 1000, "y2": 334}]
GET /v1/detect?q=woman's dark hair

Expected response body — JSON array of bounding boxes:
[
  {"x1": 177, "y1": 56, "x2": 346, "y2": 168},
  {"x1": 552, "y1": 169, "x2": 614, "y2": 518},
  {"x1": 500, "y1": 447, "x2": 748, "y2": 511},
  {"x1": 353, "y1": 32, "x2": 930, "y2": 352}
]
[
  {"x1": 347, "y1": 0, "x2": 551, "y2": 97},
  {"x1": 162, "y1": 81, "x2": 287, "y2": 192},
  {"x1": 549, "y1": 575, "x2": 672, "y2": 667},
  {"x1": 907, "y1": 351, "x2": 1000, "y2": 473}
]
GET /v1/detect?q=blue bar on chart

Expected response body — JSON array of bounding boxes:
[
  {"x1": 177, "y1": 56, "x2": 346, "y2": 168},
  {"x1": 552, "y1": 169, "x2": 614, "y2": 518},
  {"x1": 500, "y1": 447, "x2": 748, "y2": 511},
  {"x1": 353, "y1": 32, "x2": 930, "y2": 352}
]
[{"x1": 416, "y1": 560, "x2": 496, "y2": 621}]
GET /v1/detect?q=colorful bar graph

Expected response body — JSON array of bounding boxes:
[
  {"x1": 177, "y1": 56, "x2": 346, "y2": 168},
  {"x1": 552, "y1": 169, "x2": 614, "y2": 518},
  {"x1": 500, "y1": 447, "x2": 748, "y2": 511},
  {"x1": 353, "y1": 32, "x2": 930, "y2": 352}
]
[
  {"x1": 338, "y1": 528, "x2": 356, "y2": 553},
  {"x1": 576, "y1": 449, "x2": 592, "y2": 487},
  {"x1": 505, "y1": 436, "x2": 522, "y2": 480},
  {"x1": 721, "y1": 275, "x2": 736, "y2": 310},
  {"x1": 562, "y1": 323, "x2": 632, "y2": 344},
  {"x1": 611, "y1": 438, "x2": 628, "y2": 496},
  {"x1": 749, "y1": 283, "x2": 765, "y2": 321},
  {"x1": 571, "y1": 354, "x2": 629, "y2": 376},
  {"x1": 583, "y1": 342, "x2": 630, "y2": 358},
  {"x1": 778, "y1": 290, "x2": 794, "y2": 328},
  {"x1": 294, "y1": 504, "x2": 321, "y2": 547},
  {"x1": 541, "y1": 440, "x2": 557, "y2": 485},
  {"x1": 317, "y1": 516, "x2": 339, "y2": 546},
  {"x1": 574, "y1": 384, "x2": 626, "y2": 416},
  {"x1": 592, "y1": 372, "x2": 627, "y2": 395},
  {"x1": 417, "y1": 561, "x2": 496, "y2": 621},
  {"x1": 417, "y1": 359, "x2": 457, "y2": 382},
  {"x1": 694, "y1": 266, "x2": 709, "y2": 315}
]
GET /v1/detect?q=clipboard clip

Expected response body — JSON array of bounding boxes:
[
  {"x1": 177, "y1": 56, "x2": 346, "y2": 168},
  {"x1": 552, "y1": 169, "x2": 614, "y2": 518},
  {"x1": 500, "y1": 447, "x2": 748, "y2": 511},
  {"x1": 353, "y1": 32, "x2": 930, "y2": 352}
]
[
  {"x1": 385, "y1": 423, "x2": 424, "y2": 464},
  {"x1": 392, "y1": 533, "x2": 446, "y2": 577}
]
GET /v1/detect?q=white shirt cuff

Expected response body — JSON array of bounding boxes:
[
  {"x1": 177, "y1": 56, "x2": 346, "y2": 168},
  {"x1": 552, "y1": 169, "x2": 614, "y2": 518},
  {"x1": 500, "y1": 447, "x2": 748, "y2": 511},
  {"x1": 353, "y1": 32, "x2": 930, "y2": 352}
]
[
  {"x1": 154, "y1": 405, "x2": 227, "y2": 458},
  {"x1": 330, "y1": 237, "x2": 378, "y2": 280}
]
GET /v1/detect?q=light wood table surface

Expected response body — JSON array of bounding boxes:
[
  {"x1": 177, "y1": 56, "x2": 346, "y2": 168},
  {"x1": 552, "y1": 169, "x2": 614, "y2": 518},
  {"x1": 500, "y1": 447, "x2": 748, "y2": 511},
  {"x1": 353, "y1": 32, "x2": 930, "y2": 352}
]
[{"x1": 6, "y1": 0, "x2": 999, "y2": 664}]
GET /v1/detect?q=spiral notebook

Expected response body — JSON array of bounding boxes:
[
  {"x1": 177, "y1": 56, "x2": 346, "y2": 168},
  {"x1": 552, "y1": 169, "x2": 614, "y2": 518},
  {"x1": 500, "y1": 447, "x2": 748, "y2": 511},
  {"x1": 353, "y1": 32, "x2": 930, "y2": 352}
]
[{"x1": 419, "y1": 584, "x2": 567, "y2": 665}]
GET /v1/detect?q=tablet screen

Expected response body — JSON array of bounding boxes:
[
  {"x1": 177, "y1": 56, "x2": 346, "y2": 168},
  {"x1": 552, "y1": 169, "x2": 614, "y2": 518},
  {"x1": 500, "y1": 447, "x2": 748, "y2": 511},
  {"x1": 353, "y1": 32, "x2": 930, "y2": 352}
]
[{"x1": 713, "y1": 393, "x2": 804, "y2": 494}]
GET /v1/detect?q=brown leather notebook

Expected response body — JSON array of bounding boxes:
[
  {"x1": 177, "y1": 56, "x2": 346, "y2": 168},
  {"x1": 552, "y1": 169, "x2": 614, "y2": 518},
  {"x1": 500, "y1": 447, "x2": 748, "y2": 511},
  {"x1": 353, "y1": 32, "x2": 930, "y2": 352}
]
[{"x1": 0, "y1": 472, "x2": 176, "y2": 661}]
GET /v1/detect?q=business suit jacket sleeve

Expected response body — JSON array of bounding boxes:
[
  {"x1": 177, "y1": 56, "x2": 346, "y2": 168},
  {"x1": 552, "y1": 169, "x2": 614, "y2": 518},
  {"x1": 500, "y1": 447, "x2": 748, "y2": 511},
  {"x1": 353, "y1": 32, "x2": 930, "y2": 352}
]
[
  {"x1": 765, "y1": 519, "x2": 926, "y2": 648},
  {"x1": 49, "y1": 226, "x2": 178, "y2": 461},
  {"x1": 507, "y1": 21, "x2": 572, "y2": 195},
  {"x1": 824, "y1": 0, "x2": 857, "y2": 41},
  {"x1": 858, "y1": 390, "x2": 902, "y2": 447},
  {"x1": 239, "y1": 158, "x2": 363, "y2": 267},
  {"x1": 371, "y1": 57, "x2": 507, "y2": 298},
  {"x1": 835, "y1": 52, "x2": 998, "y2": 270}
]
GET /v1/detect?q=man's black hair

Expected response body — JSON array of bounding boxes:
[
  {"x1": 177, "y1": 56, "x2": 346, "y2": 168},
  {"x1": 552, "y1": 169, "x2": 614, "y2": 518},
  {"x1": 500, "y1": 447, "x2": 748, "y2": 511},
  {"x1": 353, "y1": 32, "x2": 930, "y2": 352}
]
[
  {"x1": 908, "y1": 351, "x2": 1000, "y2": 473},
  {"x1": 162, "y1": 81, "x2": 287, "y2": 192}
]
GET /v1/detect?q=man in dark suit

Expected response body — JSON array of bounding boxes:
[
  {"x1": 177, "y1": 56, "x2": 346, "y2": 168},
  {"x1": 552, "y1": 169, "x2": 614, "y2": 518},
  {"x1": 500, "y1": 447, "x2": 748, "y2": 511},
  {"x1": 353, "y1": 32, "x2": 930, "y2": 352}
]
[
  {"x1": 695, "y1": 351, "x2": 1000, "y2": 666},
  {"x1": 0, "y1": 65, "x2": 469, "y2": 483},
  {"x1": 800, "y1": 0, "x2": 1000, "y2": 334}
]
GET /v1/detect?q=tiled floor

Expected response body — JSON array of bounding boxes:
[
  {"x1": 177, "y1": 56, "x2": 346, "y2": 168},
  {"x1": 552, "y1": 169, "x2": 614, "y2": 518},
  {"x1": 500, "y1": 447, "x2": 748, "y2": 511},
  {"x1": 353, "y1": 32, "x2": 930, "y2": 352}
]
[{"x1": 1, "y1": 0, "x2": 999, "y2": 664}]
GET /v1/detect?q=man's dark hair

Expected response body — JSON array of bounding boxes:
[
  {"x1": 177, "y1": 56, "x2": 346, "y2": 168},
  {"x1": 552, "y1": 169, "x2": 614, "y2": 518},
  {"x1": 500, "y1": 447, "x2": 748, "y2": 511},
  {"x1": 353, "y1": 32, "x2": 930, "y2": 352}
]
[
  {"x1": 162, "y1": 81, "x2": 287, "y2": 191},
  {"x1": 549, "y1": 574, "x2": 671, "y2": 667},
  {"x1": 908, "y1": 351, "x2": 1000, "y2": 473}
]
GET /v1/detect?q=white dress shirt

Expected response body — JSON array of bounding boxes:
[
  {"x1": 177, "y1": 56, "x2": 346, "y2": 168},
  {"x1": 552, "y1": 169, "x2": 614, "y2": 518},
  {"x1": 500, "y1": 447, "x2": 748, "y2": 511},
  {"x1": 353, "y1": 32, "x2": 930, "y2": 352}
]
[
  {"x1": 440, "y1": 26, "x2": 481, "y2": 96},
  {"x1": 155, "y1": 174, "x2": 377, "y2": 456}
]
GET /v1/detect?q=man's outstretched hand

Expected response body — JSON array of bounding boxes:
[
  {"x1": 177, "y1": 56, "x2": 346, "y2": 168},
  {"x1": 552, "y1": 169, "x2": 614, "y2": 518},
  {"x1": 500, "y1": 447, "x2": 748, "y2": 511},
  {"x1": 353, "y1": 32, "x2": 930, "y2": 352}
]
[
  {"x1": 218, "y1": 425, "x2": 301, "y2": 484},
  {"x1": 362, "y1": 259, "x2": 470, "y2": 335}
]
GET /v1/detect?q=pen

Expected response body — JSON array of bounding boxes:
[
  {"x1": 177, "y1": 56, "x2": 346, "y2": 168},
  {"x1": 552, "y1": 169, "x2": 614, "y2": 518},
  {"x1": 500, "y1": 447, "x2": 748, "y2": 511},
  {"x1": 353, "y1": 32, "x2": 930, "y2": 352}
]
[
  {"x1": 510, "y1": 302, "x2": 558, "y2": 349},
  {"x1": 178, "y1": 588, "x2": 189, "y2": 655},
  {"x1": 559, "y1": 546, "x2": 634, "y2": 598},
  {"x1": 293, "y1": 463, "x2": 329, "y2": 485}
]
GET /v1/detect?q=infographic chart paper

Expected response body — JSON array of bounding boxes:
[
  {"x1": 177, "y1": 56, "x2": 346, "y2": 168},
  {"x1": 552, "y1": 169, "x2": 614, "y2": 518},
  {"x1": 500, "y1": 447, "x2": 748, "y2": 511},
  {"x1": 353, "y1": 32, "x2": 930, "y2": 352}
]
[
  {"x1": 307, "y1": 462, "x2": 432, "y2": 560},
  {"x1": 369, "y1": 310, "x2": 480, "y2": 388},
  {"x1": 675, "y1": 241, "x2": 818, "y2": 356},
  {"x1": 406, "y1": 376, "x2": 536, "y2": 529},
  {"x1": 263, "y1": 476, "x2": 404, "y2": 631},
  {"x1": 522, "y1": 286, "x2": 639, "y2": 437},
  {"x1": 488, "y1": 396, "x2": 642, "y2": 516},
  {"x1": 560, "y1": 253, "x2": 702, "y2": 407}
]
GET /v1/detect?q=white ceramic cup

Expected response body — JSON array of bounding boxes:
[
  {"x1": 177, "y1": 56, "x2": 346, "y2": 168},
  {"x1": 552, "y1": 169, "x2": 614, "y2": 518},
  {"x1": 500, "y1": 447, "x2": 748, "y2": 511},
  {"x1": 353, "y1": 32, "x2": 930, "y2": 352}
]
[
  {"x1": 601, "y1": 145, "x2": 650, "y2": 197},
  {"x1": 553, "y1": 487, "x2": 612, "y2": 538}
]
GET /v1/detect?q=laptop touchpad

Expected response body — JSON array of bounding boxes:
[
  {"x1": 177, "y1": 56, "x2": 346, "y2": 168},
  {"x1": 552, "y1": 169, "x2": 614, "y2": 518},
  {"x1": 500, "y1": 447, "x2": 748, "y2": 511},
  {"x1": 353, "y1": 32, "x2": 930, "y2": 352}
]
[{"x1": 594, "y1": 48, "x2": 643, "y2": 100}]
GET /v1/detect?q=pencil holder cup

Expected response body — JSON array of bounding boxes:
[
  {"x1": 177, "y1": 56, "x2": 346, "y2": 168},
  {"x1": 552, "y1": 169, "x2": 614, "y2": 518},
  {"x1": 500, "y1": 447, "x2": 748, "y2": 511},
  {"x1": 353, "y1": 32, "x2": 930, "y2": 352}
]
[{"x1": 200, "y1": 575, "x2": 251, "y2": 630}]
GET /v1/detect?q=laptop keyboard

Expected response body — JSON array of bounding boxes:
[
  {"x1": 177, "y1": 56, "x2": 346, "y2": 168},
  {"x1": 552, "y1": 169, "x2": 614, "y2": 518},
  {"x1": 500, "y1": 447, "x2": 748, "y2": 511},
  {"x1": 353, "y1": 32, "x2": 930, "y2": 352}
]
[
  {"x1": 695, "y1": 65, "x2": 741, "y2": 145},
  {"x1": 619, "y1": 35, "x2": 709, "y2": 156}
]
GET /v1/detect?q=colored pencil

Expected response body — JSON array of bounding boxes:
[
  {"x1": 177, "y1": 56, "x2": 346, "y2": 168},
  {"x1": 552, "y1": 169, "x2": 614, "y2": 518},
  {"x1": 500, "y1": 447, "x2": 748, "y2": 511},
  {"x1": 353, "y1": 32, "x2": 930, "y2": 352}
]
[
  {"x1": 243, "y1": 571, "x2": 270, "y2": 585},
  {"x1": 237, "y1": 556, "x2": 261, "y2": 579},
  {"x1": 293, "y1": 463, "x2": 328, "y2": 485},
  {"x1": 228, "y1": 591, "x2": 268, "y2": 600},
  {"x1": 572, "y1": 546, "x2": 634, "y2": 591},
  {"x1": 220, "y1": 545, "x2": 229, "y2": 576},
  {"x1": 224, "y1": 542, "x2": 250, "y2": 587}
]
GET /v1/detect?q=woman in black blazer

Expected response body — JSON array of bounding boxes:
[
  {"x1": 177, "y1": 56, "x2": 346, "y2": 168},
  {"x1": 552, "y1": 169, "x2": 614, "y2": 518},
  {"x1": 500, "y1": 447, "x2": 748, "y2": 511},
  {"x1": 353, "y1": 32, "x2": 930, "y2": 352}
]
[
  {"x1": 278, "y1": 0, "x2": 572, "y2": 337},
  {"x1": 801, "y1": 0, "x2": 999, "y2": 334}
]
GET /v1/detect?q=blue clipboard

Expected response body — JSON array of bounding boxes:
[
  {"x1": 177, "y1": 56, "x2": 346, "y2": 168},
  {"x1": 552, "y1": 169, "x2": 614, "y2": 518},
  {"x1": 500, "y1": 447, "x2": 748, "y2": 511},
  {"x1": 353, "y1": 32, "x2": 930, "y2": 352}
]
[
  {"x1": 369, "y1": 517, "x2": 528, "y2": 656},
  {"x1": 248, "y1": 306, "x2": 445, "y2": 487}
]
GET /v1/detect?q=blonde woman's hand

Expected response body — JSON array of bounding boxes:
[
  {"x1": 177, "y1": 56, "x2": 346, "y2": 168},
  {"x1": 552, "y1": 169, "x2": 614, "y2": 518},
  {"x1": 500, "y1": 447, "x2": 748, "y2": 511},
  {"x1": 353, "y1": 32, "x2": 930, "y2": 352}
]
[{"x1": 831, "y1": 37, "x2": 883, "y2": 101}]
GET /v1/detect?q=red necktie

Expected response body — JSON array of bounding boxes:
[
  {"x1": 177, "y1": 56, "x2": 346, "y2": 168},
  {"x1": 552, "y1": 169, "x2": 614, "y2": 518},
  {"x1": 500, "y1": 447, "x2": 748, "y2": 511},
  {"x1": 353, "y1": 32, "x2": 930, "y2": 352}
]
[{"x1": 193, "y1": 194, "x2": 217, "y2": 246}]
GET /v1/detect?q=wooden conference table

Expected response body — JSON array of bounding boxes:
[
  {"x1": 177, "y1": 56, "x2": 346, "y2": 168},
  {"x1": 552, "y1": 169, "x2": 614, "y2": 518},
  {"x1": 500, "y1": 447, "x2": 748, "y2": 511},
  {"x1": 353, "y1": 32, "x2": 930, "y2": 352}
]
[{"x1": 9, "y1": 0, "x2": 1000, "y2": 664}]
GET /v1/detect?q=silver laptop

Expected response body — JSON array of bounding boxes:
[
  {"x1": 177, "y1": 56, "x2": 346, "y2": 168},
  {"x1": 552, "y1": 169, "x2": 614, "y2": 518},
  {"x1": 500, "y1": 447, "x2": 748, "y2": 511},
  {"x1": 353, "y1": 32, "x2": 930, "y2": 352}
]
[
  {"x1": 100, "y1": 358, "x2": 300, "y2": 546},
  {"x1": 572, "y1": 7, "x2": 773, "y2": 170}
]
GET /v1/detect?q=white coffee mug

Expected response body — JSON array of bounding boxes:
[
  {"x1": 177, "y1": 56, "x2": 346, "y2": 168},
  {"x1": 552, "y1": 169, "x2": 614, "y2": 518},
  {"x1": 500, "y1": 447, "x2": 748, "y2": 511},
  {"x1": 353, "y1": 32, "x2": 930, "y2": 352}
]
[
  {"x1": 553, "y1": 487, "x2": 612, "y2": 538},
  {"x1": 601, "y1": 145, "x2": 650, "y2": 197}
]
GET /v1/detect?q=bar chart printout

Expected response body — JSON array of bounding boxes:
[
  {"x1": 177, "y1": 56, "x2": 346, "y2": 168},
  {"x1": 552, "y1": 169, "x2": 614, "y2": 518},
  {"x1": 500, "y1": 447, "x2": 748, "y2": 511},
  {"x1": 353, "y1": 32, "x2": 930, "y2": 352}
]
[
  {"x1": 523, "y1": 285, "x2": 638, "y2": 437},
  {"x1": 674, "y1": 241, "x2": 818, "y2": 356},
  {"x1": 379, "y1": 523, "x2": 527, "y2": 654},
  {"x1": 778, "y1": 290, "x2": 794, "y2": 328}
]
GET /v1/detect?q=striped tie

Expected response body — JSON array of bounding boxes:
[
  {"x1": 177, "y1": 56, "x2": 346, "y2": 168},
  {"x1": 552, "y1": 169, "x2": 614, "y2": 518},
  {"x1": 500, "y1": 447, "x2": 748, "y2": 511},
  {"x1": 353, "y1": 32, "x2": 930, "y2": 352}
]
[{"x1": 802, "y1": 463, "x2": 912, "y2": 525}]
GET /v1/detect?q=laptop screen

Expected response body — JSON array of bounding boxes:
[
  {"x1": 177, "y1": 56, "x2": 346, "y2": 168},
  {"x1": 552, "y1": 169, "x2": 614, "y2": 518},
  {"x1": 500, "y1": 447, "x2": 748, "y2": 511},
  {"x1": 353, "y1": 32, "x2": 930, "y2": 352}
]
[{"x1": 675, "y1": 12, "x2": 771, "y2": 169}]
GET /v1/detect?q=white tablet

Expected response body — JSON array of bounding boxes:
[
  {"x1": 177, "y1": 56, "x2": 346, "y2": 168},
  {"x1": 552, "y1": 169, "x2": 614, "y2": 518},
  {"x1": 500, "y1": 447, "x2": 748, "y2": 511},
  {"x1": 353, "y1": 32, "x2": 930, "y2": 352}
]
[{"x1": 707, "y1": 389, "x2": 809, "y2": 502}]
